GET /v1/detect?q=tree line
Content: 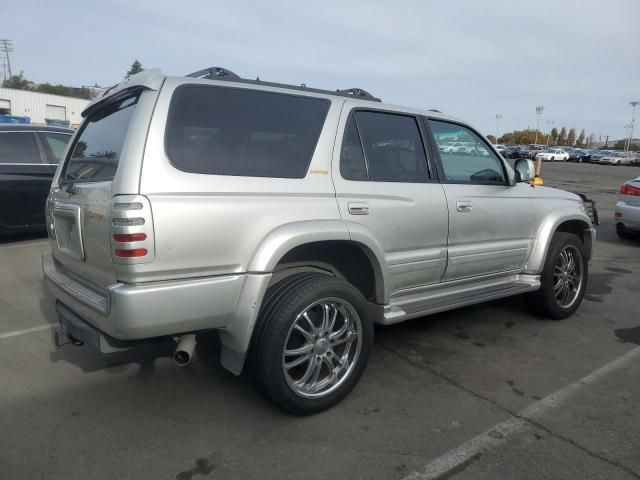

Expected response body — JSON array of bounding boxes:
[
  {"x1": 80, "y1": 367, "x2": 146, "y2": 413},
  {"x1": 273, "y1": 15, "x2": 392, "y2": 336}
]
[
  {"x1": 492, "y1": 127, "x2": 595, "y2": 148},
  {"x1": 1, "y1": 60, "x2": 144, "y2": 100}
]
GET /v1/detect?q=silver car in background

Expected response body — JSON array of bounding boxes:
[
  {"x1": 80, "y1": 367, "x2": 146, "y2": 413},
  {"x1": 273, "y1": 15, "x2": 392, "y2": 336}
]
[{"x1": 615, "y1": 176, "x2": 640, "y2": 238}]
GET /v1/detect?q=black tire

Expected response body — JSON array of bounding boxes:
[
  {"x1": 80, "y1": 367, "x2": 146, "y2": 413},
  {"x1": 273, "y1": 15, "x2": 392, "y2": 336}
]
[
  {"x1": 252, "y1": 273, "x2": 373, "y2": 415},
  {"x1": 524, "y1": 232, "x2": 588, "y2": 320},
  {"x1": 617, "y1": 224, "x2": 637, "y2": 240}
]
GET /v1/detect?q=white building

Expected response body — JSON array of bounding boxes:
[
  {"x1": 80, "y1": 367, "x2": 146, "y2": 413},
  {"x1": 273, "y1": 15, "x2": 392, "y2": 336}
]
[{"x1": 0, "y1": 87, "x2": 90, "y2": 128}]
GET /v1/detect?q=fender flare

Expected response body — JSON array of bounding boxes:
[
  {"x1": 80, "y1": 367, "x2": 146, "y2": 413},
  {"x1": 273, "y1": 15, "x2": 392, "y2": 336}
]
[
  {"x1": 219, "y1": 220, "x2": 388, "y2": 375},
  {"x1": 525, "y1": 210, "x2": 594, "y2": 274}
]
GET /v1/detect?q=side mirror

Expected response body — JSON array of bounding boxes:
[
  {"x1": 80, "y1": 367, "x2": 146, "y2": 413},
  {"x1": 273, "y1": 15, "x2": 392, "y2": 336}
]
[{"x1": 514, "y1": 158, "x2": 536, "y2": 183}]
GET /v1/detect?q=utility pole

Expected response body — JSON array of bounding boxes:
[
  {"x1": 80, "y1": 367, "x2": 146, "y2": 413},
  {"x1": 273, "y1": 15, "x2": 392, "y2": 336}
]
[
  {"x1": 495, "y1": 114, "x2": 502, "y2": 144},
  {"x1": 630, "y1": 101, "x2": 639, "y2": 151},
  {"x1": 534, "y1": 106, "x2": 544, "y2": 144},
  {"x1": 0, "y1": 39, "x2": 13, "y2": 80},
  {"x1": 604, "y1": 135, "x2": 610, "y2": 148}
]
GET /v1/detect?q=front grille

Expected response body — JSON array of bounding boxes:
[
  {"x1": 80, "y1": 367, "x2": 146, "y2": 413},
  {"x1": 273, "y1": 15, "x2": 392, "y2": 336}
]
[{"x1": 576, "y1": 193, "x2": 599, "y2": 226}]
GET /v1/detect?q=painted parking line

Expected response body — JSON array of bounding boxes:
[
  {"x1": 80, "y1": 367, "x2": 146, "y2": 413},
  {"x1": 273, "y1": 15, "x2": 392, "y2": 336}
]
[
  {"x1": 403, "y1": 346, "x2": 640, "y2": 480},
  {"x1": 0, "y1": 324, "x2": 53, "y2": 340}
]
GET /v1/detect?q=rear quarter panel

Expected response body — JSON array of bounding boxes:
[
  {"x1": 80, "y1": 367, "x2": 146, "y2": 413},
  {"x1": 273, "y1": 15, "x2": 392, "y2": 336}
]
[{"x1": 132, "y1": 78, "x2": 343, "y2": 282}]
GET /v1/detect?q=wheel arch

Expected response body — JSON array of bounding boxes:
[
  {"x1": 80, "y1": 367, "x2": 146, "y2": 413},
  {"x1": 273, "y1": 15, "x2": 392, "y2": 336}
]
[
  {"x1": 525, "y1": 212, "x2": 594, "y2": 274},
  {"x1": 219, "y1": 221, "x2": 387, "y2": 375}
]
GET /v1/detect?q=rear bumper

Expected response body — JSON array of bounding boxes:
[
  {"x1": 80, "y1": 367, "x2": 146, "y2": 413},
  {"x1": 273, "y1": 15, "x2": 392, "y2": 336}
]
[
  {"x1": 615, "y1": 201, "x2": 640, "y2": 230},
  {"x1": 43, "y1": 252, "x2": 245, "y2": 340}
]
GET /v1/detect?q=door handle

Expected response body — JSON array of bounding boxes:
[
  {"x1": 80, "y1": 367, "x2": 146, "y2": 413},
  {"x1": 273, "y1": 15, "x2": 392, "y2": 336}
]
[
  {"x1": 348, "y1": 203, "x2": 370, "y2": 215},
  {"x1": 456, "y1": 200, "x2": 473, "y2": 212}
]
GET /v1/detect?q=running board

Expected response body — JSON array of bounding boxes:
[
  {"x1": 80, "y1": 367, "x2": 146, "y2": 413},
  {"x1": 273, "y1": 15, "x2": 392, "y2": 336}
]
[{"x1": 381, "y1": 279, "x2": 540, "y2": 325}]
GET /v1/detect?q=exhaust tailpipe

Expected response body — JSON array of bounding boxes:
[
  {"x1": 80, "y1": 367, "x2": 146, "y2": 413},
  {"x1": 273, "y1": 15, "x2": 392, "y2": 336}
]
[{"x1": 173, "y1": 334, "x2": 197, "y2": 367}]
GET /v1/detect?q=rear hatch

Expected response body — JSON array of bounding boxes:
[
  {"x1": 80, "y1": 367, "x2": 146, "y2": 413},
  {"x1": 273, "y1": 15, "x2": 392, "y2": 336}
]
[{"x1": 47, "y1": 94, "x2": 141, "y2": 289}]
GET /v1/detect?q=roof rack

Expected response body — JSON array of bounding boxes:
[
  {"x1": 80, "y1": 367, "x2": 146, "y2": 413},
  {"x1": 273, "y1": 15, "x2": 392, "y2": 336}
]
[{"x1": 185, "y1": 66, "x2": 381, "y2": 102}]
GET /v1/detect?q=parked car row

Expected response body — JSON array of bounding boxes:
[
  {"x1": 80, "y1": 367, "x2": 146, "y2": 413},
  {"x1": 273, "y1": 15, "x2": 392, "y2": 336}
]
[{"x1": 498, "y1": 143, "x2": 640, "y2": 165}]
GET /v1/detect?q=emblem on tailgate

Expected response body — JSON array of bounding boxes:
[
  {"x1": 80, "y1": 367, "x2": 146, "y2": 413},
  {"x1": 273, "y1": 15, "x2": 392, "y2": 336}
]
[{"x1": 87, "y1": 210, "x2": 105, "y2": 220}]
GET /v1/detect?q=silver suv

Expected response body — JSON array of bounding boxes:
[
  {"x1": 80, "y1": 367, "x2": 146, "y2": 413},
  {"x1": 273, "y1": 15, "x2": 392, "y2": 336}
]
[{"x1": 44, "y1": 67, "x2": 597, "y2": 414}]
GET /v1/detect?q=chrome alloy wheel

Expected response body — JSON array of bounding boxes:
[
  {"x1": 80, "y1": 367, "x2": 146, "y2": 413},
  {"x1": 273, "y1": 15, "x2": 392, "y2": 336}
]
[
  {"x1": 553, "y1": 245, "x2": 584, "y2": 308},
  {"x1": 282, "y1": 297, "x2": 362, "y2": 399}
]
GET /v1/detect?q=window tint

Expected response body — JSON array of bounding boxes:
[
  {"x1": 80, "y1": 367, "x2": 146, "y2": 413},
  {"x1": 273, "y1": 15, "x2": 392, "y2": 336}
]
[
  {"x1": 40, "y1": 132, "x2": 71, "y2": 163},
  {"x1": 166, "y1": 85, "x2": 330, "y2": 178},
  {"x1": 343, "y1": 111, "x2": 428, "y2": 182},
  {"x1": 0, "y1": 132, "x2": 41, "y2": 164},
  {"x1": 429, "y1": 120, "x2": 506, "y2": 184},
  {"x1": 62, "y1": 95, "x2": 138, "y2": 183},
  {"x1": 340, "y1": 116, "x2": 367, "y2": 180}
]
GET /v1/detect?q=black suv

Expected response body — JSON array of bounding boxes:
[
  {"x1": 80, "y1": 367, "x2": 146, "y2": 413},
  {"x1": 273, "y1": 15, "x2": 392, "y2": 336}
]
[{"x1": 0, "y1": 125, "x2": 73, "y2": 235}]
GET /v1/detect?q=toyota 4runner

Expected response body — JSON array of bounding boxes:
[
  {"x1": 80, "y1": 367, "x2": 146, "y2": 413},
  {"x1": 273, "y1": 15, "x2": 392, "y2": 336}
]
[{"x1": 44, "y1": 67, "x2": 597, "y2": 414}]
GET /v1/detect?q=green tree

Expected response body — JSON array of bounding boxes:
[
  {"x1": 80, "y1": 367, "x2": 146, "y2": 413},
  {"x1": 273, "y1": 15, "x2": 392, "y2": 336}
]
[
  {"x1": 587, "y1": 133, "x2": 596, "y2": 148},
  {"x1": 567, "y1": 128, "x2": 576, "y2": 146},
  {"x1": 127, "y1": 59, "x2": 143, "y2": 76},
  {"x1": 550, "y1": 127, "x2": 558, "y2": 145},
  {"x1": 36, "y1": 83, "x2": 72, "y2": 96},
  {"x1": 576, "y1": 129, "x2": 585, "y2": 147},
  {"x1": 2, "y1": 72, "x2": 33, "y2": 90},
  {"x1": 486, "y1": 134, "x2": 497, "y2": 144},
  {"x1": 557, "y1": 127, "x2": 567, "y2": 146}
]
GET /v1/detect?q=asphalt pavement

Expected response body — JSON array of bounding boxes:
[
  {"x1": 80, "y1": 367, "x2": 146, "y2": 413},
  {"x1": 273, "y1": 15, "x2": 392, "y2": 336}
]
[{"x1": 1, "y1": 161, "x2": 639, "y2": 480}]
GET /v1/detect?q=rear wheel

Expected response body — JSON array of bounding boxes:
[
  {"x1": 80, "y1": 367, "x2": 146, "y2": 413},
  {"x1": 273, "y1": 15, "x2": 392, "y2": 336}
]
[
  {"x1": 252, "y1": 273, "x2": 373, "y2": 415},
  {"x1": 524, "y1": 232, "x2": 587, "y2": 319},
  {"x1": 617, "y1": 224, "x2": 637, "y2": 239}
]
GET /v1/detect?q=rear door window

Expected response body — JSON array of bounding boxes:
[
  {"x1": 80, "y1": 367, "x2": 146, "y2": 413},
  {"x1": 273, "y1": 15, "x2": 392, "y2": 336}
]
[
  {"x1": 0, "y1": 132, "x2": 41, "y2": 164},
  {"x1": 165, "y1": 85, "x2": 330, "y2": 178},
  {"x1": 62, "y1": 95, "x2": 138, "y2": 183},
  {"x1": 340, "y1": 110, "x2": 429, "y2": 182}
]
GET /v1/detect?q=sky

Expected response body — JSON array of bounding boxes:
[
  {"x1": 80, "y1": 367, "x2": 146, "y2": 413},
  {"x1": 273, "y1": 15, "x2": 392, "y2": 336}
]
[{"x1": 2, "y1": 0, "x2": 639, "y2": 139}]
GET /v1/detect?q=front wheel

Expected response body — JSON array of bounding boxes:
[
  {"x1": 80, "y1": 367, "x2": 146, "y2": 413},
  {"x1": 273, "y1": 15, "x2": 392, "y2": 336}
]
[
  {"x1": 252, "y1": 273, "x2": 373, "y2": 415},
  {"x1": 524, "y1": 232, "x2": 587, "y2": 319}
]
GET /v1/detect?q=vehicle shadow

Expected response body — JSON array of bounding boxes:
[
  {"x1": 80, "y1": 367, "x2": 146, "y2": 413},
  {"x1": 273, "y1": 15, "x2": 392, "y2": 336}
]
[{"x1": 0, "y1": 231, "x2": 47, "y2": 245}]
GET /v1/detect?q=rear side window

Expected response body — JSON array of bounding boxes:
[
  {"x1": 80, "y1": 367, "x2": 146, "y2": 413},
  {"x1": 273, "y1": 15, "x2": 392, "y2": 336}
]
[
  {"x1": 62, "y1": 95, "x2": 138, "y2": 183},
  {"x1": 340, "y1": 110, "x2": 429, "y2": 182},
  {"x1": 165, "y1": 85, "x2": 330, "y2": 178},
  {"x1": 0, "y1": 132, "x2": 41, "y2": 164}
]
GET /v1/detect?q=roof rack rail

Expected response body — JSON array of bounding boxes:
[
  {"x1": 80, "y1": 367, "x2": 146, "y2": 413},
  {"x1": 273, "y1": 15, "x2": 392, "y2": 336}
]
[
  {"x1": 336, "y1": 88, "x2": 379, "y2": 101},
  {"x1": 186, "y1": 67, "x2": 241, "y2": 80},
  {"x1": 184, "y1": 66, "x2": 381, "y2": 102}
]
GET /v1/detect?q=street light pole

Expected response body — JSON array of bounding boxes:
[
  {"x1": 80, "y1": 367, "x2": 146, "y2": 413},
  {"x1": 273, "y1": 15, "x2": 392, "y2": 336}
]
[
  {"x1": 495, "y1": 114, "x2": 502, "y2": 144},
  {"x1": 534, "y1": 106, "x2": 544, "y2": 145},
  {"x1": 624, "y1": 124, "x2": 632, "y2": 151},
  {"x1": 630, "y1": 101, "x2": 639, "y2": 151}
]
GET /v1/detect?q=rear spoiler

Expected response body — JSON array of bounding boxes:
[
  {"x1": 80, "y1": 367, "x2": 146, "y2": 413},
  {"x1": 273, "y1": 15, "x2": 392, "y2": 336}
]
[{"x1": 82, "y1": 69, "x2": 165, "y2": 118}]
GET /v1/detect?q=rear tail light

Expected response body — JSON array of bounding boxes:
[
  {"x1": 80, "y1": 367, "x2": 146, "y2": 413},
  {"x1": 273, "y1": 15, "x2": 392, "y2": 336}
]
[
  {"x1": 114, "y1": 248, "x2": 148, "y2": 258},
  {"x1": 113, "y1": 233, "x2": 147, "y2": 242},
  {"x1": 110, "y1": 195, "x2": 154, "y2": 263},
  {"x1": 112, "y1": 217, "x2": 145, "y2": 227},
  {"x1": 620, "y1": 184, "x2": 640, "y2": 196}
]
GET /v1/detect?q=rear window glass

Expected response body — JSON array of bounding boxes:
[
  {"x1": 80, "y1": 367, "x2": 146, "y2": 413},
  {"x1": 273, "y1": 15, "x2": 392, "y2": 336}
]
[
  {"x1": 165, "y1": 85, "x2": 330, "y2": 178},
  {"x1": 0, "y1": 132, "x2": 41, "y2": 164},
  {"x1": 40, "y1": 132, "x2": 71, "y2": 163},
  {"x1": 62, "y1": 95, "x2": 138, "y2": 183}
]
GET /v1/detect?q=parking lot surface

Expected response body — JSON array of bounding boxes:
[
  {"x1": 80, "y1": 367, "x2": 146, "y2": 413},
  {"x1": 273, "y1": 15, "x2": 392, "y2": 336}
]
[{"x1": 1, "y1": 162, "x2": 639, "y2": 480}]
